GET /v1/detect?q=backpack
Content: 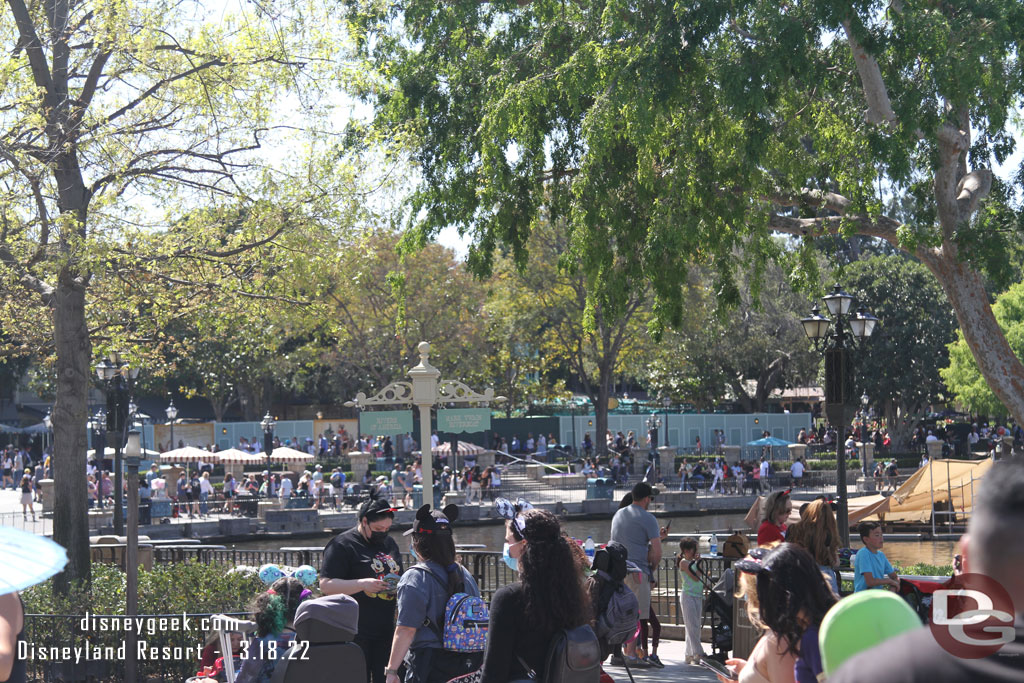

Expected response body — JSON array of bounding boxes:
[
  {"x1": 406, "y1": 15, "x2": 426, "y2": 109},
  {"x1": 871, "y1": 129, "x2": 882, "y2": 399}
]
[
  {"x1": 590, "y1": 542, "x2": 639, "y2": 646},
  {"x1": 412, "y1": 566, "x2": 489, "y2": 653},
  {"x1": 722, "y1": 532, "x2": 750, "y2": 560},
  {"x1": 537, "y1": 625, "x2": 601, "y2": 683}
]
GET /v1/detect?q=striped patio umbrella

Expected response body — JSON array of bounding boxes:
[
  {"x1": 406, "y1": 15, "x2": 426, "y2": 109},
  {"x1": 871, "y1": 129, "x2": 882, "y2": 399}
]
[
  {"x1": 216, "y1": 448, "x2": 268, "y2": 465},
  {"x1": 159, "y1": 446, "x2": 220, "y2": 464},
  {"x1": 268, "y1": 447, "x2": 315, "y2": 464}
]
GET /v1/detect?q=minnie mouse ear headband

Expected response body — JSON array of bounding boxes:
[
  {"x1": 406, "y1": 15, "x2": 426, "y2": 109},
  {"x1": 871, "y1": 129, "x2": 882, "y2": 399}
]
[
  {"x1": 733, "y1": 547, "x2": 772, "y2": 575},
  {"x1": 258, "y1": 563, "x2": 319, "y2": 588},
  {"x1": 404, "y1": 504, "x2": 460, "y2": 536},
  {"x1": 359, "y1": 497, "x2": 396, "y2": 520},
  {"x1": 494, "y1": 497, "x2": 534, "y2": 536}
]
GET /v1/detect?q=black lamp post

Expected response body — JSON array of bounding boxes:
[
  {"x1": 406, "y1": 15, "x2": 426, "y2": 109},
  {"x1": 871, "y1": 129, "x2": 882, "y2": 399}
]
[
  {"x1": 261, "y1": 412, "x2": 276, "y2": 497},
  {"x1": 95, "y1": 354, "x2": 140, "y2": 536},
  {"x1": 662, "y1": 397, "x2": 671, "y2": 448},
  {"x1": 801, "y1": 286, "x2": 879, "y2": 547},
  {"x1": 124, "y1": 429, "x2": 142, "y2": 682},
  {"x1": 165, "y1": 400, "x2": 178, "y2": 452}
]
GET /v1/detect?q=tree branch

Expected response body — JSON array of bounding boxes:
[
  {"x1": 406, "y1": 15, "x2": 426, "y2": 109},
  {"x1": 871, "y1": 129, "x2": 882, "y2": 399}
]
[
  {"x1": 934, "y1": 122, "x2": 968, "y2": 239},
  {"x1": 7, "y1": 0, "x2": 54, "y2": 94},
  {"x1": 768, "y1": 213, "x2": 901, "y2": 247},
  {"x1": 842, "y1": 20, "x2": 896, "y2": 128},
  {"x1": 766, "y1": 187, "x2": 852, "y2": 215}
]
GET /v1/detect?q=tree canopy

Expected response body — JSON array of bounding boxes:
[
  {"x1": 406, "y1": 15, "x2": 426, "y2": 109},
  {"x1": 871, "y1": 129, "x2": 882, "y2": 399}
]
[{"x1": 343, "y1": 0, "x2": 1024, "y2": 423}]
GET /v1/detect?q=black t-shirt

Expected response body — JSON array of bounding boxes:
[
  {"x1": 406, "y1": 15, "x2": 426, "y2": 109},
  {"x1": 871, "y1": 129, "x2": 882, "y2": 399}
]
[
  {"x1": 481, "y1": 582, "x2": 559, "y2": 682},
  {"x1": 320, "y1": 527, "x2": 403, "y2": 638},
  {"x1": 829, "y1": 622, "x2": 1024, "y2": 683}
]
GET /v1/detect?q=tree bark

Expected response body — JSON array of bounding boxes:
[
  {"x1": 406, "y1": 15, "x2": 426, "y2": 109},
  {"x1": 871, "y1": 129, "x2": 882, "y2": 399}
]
[
  {"x1": 594, "y1": 367, "x2": 611, "y2": 460},
  {"x1": 920, "y1": 252, "x2": 1024, "y2": 426},
  {"x1": 51, "y1": 271, "x2": 92, "y2": 591}
]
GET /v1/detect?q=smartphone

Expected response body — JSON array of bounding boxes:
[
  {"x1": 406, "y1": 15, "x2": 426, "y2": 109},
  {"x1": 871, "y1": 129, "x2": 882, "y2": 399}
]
[
  {"x1": 699, "y1": 656, "x2": 738, "y2": 680},
  {"x1": 665, "y1": 519, "x2": 672, "y2": 530}
]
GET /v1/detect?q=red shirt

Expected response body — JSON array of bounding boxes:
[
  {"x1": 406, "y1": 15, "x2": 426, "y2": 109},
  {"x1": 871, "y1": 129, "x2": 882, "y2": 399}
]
[{"x1": 757, "y1": 520, "x2": 786, "y2": 546}]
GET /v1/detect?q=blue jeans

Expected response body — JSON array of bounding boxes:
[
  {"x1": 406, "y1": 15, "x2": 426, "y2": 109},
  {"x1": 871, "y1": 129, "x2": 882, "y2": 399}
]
[{"x1": 199, "y1": 492, "x2": 208, "y2": 515}]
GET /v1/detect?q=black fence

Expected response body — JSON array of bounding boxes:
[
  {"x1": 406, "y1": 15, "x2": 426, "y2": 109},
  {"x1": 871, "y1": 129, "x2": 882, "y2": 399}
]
[{"x1": 146, "y1": 548, "x2": 732, "y2": 629}]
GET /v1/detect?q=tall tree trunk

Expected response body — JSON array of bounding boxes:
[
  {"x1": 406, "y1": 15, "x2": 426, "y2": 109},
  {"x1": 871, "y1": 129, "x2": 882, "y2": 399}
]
[
  {"x1": 594, "y1": 368, "x2": 611, "y2": 459},
  {"x1": 51, "y1": 273, "x2": 91, "y2": 590},
  {"x1": 923, "y1": 253, "x2": 1024, "y2": 426}
]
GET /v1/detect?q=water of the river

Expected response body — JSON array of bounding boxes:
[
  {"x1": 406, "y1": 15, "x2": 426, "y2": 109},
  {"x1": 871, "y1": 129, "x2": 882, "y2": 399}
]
[{"x1": 226, "y1": 512, "x2": 958, "y2": 568}]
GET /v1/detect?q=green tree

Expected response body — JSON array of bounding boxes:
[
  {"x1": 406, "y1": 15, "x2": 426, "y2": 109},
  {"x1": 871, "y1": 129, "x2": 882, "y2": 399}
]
[
  {"x1": 942, "y1": 283, "x2": 1024, "y2": 417},
  {"x1": 320, "y1": 229, "x2": 490, "y2": 402},
  {"x1": 342, "y1": 0, "x2": 1024, "y2": 425},
  {"x1": 643, "y1": 258, "x2": 819, "y2": 412},
  {"x1": 0, "y1": 0, "x2": 340, "y2": 588},
  {"x1": 844, "y1": 255, "x2": 958, "y2": 442},
  {"x1": 487, "y1": 219, "x2": 651, "y2": 455}
]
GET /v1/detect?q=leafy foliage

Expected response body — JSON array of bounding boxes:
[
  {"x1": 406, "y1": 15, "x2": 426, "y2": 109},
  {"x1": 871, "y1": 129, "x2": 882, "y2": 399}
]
[{"x1": 843, "y1": 255, "x2": 958, "y2": 422}]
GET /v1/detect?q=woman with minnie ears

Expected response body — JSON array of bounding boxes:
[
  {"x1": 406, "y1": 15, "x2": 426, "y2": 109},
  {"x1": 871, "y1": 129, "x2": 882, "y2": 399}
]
[
  {"x1": 385, "y1": 505, "x2": 481, "y2": 683},
  {"x1": 480, "y1": 499, "x2": 590, "y2": 682}
]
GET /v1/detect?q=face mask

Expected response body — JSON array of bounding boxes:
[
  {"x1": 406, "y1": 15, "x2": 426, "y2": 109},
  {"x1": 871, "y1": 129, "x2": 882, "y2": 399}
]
[
  {"x1": 502, "y1": 542, "x2": 519, "y2": 573},
  {"x1": 369, "y1": 530, "x2": 388, "y2": 545}
]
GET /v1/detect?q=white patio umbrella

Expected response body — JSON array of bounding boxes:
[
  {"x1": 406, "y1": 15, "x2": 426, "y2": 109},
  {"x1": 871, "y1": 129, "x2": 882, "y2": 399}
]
[
  {"x1": 268, "y1": 447, "x2": 315, "y2": 464},
  {"x1": 87, "y1": 446, "x2": 161, "y2": 459},
  {"x1": 0, "y1": 527, "x2": 68, "y2": 595},
  {"x1": 159, "y1": 446, "x2": 220, "y2": 464},
  {"x1": 216, "y1": 448, "x2": 268, "y2": 465}
]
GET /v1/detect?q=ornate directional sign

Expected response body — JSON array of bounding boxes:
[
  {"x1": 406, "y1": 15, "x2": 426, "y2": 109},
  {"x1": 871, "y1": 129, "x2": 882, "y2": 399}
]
[{"x1": 437, "y1": 408, "x2": 491, "y2": 434}]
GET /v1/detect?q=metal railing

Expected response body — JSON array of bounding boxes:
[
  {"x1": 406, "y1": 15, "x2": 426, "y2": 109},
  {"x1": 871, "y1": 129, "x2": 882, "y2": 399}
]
[{"x1": 145, "y1": 548, "x2": 731, "y2": 629}]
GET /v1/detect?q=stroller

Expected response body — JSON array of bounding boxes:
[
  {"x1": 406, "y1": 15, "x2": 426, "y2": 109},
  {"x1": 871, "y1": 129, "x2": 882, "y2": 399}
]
[
  {"x1": 899, "y1": 575, "x2": 954, "y2": 624},
  {"x1": 693, "y1": 559, "x2": 734, "y2": 663}
]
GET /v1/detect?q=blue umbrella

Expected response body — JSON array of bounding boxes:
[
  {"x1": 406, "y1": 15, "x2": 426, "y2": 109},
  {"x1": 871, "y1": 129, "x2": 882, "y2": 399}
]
[
  {"x1": 0, "y1": 527, "x2": 68, "y2": 595},
  {"x1": 747, "y1": 436, "x2": 794, "y2": 447}
]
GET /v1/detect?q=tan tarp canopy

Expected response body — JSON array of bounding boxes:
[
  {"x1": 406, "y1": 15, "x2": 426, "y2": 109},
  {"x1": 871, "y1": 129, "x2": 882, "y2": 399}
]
[{"x1": 856, "y1": 457, "x2": 992, "y2": 524}]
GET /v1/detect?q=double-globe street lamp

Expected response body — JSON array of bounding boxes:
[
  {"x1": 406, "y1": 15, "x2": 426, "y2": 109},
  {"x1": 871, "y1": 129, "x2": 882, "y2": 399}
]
[
  {"x1": 165, "y1": 399, "x2": 178, "y2": 452},
  {"x1": 801, "y1": 285, "x2": 879, "y2": 547},
  {"x1": 95, "y1": 353, "x2": 140, "y2": 536}
]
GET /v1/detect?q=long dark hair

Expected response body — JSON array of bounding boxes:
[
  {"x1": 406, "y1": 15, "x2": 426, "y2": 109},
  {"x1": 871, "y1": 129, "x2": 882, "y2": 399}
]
[
  {"x1": 755, "y1": 543, "x2": 837, "y2": 655},
  {"x1": 513, "y1": 510, "x2": 588, "y2": 635},
  {"x1": 412, "y1": 524, "x2": 464, "y2": 595}
]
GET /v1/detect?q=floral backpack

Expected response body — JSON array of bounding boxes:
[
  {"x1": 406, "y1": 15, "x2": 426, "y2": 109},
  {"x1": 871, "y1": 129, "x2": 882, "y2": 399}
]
[{"x1": 412, "y1": 566, "x2": 490, "y2": 653}]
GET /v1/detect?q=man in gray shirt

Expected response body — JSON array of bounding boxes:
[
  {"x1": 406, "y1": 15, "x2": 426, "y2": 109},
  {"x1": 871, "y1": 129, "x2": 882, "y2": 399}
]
[{"x1": 610, "y1": 481, "x2": 662, "y2": 665}]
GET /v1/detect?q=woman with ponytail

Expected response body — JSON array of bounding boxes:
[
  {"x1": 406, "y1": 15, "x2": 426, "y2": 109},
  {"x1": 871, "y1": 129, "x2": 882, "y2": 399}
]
[
  {"x1": 481, "y1": 504, "x2": 590, "y2": 681},
  {"x1": 236, "y1": 577, "x2": 312, "y2": 683}
]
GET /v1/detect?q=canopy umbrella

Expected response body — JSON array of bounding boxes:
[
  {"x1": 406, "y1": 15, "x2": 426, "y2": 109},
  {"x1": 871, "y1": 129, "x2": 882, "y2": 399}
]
[
  {"x1": 159, "y1": 446, "x2": 220, "y2": 464},
  {"x1": 268, "y1": 447, "x2": 315, "y2": 464},
  {"x1": 0, "y1": 424, "x2": 23, "y2": 435},
  {"x1": 431, "y1": 441, "x2": 485, "y2": 456},
  {"x1": 0, "y1": 527, "x2": 68, "y2": 595},
  {"x1": 22, "y1": 422, "x2": 50, "y2": 434},
  {"x1": 746, "y1": 436, "x2": 794, "y2": 447},
  {"x1": 217, "y1": 448, "x2": 268, "y2": 465},
  {"x1": 88, "y1": 446, "x2": 161, "y2": 459}
]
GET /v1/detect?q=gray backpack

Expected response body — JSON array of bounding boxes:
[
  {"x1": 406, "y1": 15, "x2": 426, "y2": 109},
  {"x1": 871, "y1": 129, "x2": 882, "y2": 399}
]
[{"x1": 517, "y1": 624, "x2": 600, "y2": 683}]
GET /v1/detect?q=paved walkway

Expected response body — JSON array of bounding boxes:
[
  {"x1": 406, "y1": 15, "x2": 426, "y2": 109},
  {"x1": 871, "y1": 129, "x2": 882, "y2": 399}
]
[{"x1": 604, "y1": 639, "x2": 720, "y2": 683}]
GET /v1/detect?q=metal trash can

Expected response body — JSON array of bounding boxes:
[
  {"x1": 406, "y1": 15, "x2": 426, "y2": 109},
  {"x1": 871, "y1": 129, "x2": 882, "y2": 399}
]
[{"x1": 586, "y1": 477, "x2": 614, "y2": 500}]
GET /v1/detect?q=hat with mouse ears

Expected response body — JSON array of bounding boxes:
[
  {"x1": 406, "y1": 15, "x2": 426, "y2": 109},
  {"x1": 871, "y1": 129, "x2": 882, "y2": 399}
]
[
  {"x1": 733, "y1": 547, "x2": 772, "y2": 575},
  {"x1": 494, "y1": 497, "x2": 534, "y2": 537},
  {"x1": 404, "y1": 504, "x2": 460, "y2": 536}
]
